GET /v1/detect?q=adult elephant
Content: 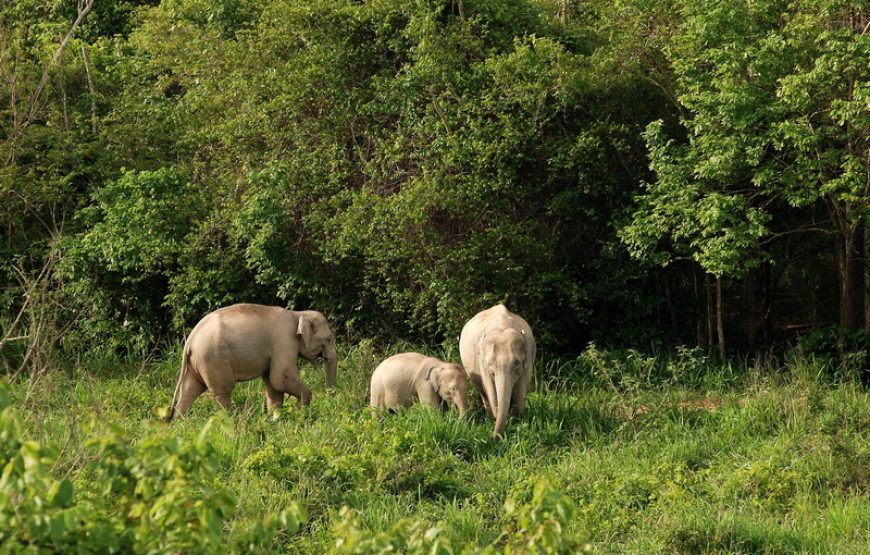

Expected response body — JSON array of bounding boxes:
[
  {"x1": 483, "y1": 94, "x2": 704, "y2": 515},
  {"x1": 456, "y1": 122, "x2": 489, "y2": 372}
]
[
  {"x1": 165, "y1": 303, "x2": 337, "y2": 421},
  {"x1": 459, "y1": 304, "x2": 535, "y2": 439}
]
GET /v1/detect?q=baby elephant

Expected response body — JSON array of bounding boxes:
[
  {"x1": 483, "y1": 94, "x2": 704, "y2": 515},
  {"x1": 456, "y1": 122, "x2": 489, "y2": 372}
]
[{"x1": 370, "y1": 353, "x2": 469, "y2": 417}]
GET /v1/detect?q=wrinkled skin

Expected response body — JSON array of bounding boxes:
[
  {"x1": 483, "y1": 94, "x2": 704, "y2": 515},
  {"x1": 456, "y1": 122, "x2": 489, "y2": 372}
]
[
  {"x1": 370, "y1": 352, "x2": 469, "y2": 417},
  {"x1": 459, "y1": 304, "x2": 535, "y2": 439},
  {"x1": 165, "y1": 304, "x2": 337, "y2": 420}
]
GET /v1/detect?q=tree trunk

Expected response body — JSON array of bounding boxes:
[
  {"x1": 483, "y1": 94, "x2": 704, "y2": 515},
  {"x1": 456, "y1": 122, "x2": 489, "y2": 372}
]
[
  {"x1": 81, "y1": 43, "x2": 97, "y2": 134},
  {"x1": 834, "y1": 218, "x2": 862, "y2": 330},
  {"x1": 705, "y1": 273, "x2": 713, "y2": 348},
  {"x1": 760, "y1": 260, "x2": 771, "y2": 344},
  {"x1": 744, "y1": 270, "x2": 756, "y2": 349},
  {"x1": 693, "y1": 264, "x2": 705, "y2": 347},
  {"x1": 865, "y1": 221, "x2": 869, "y2": 334},
  {"x1": 58, "y1": 52, "x2": 70, "y2": 131},
  {"x1": 716, "y1": 277, "x2": 725, "y2": 358},
  {"x1": 559, "y1": 0, "x2": 569, "y2": 26},
  {"x1": 663, "y1": 274, "x2": 679, "y2": 343}
]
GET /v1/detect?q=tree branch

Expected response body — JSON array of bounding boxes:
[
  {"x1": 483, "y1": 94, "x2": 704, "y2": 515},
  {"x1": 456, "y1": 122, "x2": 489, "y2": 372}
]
[
  {"x1": 80, "y1": 43, "x2": 97, "y2": 134},
  {"x1": 20, "y1": 0, "x2": 94, "y2": 133},
  {"x1": 429, "y1": 88, "x2": 452, "y2": 135}
]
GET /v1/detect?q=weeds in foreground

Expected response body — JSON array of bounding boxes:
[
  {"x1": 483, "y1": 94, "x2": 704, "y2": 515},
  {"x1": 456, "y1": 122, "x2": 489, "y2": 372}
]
[{"x1": 5, "y1": 346, "x2": 870, "y2": 553}]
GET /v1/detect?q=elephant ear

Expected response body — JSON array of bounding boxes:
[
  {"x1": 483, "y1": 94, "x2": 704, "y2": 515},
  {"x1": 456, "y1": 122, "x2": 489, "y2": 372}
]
[
  {"x1": 476, "y1": 332, "x2": 496, "y2": 364},
  {"x1": 521, "y1": 327, "x2": 535, "y2": 368},
  {"x1": 423, "y1": 364, "x2": 442, "y2": 392},
  {"x1": 296, "y1": 315, "x2": 314, "y2": 343},
  {"x1": 475, "y1": 332, "x2": 487, "y2": 357}
]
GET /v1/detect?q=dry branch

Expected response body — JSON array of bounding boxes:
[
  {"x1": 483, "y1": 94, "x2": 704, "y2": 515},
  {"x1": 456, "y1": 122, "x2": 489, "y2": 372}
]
[
  {"x1": 80, "y1": 43, "x2": 97, "y2": 134},
  {"x1": 9, "y1": 0, "x2": 94, "y2": 150}
]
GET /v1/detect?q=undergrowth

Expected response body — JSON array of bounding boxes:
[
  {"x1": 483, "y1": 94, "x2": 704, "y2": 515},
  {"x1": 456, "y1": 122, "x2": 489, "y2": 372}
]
[{"x1": 5, "y1": 343, "x2": 870, "y2": 553}]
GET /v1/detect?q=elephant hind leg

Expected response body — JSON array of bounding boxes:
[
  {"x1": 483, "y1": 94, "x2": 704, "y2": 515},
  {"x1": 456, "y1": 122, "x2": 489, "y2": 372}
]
[
  {"x1": 370, "y1": 381, "x2": 383, "y2": 409},
  {"x1": 211, "y1": 387, "x2": 233, "y2": 411},
  {"x1": 262, "y1": 374, "x2": 285, "y2": 411},
  {"x1": 173, "y1": 371, "x2": 207, "y2": 418}
]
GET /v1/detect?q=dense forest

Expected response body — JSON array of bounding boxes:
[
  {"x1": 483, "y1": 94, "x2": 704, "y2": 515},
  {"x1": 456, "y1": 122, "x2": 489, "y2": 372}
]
[{"x1": 1, "y1": 0, "x2": 868, "y2": 366}]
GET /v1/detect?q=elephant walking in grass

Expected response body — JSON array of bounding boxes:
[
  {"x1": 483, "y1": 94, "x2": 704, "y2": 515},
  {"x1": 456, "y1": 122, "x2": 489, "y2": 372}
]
[
  {"x1": 370, "y1": 353, "x2": 469, "y2": 417},
  {"x1": 165, "y1": 304, "x2": 337, "y2": 421},
  {"x1": 459, "y1": 304, "x2": 535, "y2": 439}
]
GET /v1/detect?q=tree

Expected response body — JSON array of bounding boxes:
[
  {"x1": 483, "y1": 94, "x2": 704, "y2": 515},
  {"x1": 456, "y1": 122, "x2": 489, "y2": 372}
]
[
  {"x1": 619, "y1": 0, "x2": 869, "y2": 349},
  {"x1": 85, "y1": 0, "x2": 665, "y2": 349}
]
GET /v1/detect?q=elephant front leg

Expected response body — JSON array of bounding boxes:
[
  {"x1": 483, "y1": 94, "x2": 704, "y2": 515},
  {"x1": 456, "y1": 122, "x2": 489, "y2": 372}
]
[
  {"x1": 480, "y1": 392, "x2": 494, "y2": 418},
  {"x1": 291, "y1": 381, "x2": 312, "y2": 406},
  {"x1": 471, "y1": 373, "x2": 494, "y2": 417},
  {"x1": 482, "y1": 372, "x2": 499, "y2": 419},
  {"x1": 510, "y1": 376, "x2": 529, "y2": 418},
  {"x1": 417, "y1": 382, "x2": 443, "y2": 411},
  {"x1": 269, "y1": 366, "x2": 312, "y2": 406},
  {"x1": 262, "y1": 374, "x2": 285, "y2": 411}
]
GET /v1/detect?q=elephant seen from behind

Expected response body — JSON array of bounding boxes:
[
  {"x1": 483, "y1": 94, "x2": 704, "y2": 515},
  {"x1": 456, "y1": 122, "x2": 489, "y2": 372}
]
[
  {"x1": 165, "y1": 303, "x2": 337, "y2": 421},
  {"x1": 459, "y1": 304, "x2": 535, "y2": 439},
  {"x1": 370, "y1": 352, "x2": 469, "y2": 417}
]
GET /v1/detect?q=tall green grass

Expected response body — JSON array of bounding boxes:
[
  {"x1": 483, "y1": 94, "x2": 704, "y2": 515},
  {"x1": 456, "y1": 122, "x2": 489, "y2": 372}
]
[{"x1": 8, "y1": 344, "x2": 870, "y2": 553}]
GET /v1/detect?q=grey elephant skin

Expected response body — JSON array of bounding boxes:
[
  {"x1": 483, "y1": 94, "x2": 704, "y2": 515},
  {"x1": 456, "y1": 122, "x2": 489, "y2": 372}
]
[
  {"x1": 165, "y1": 303, "x2": 337, "y2": 420},
  {"x1": 370, "y1": 352, "x2": 469, "y2": 417},
  {"x1": 459, "y1": 304, "x2": 535, "y2": 438}
]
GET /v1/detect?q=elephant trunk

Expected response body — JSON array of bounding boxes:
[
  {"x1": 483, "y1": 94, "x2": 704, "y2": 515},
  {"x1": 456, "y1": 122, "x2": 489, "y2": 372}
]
[
  {"x1": 324, "y1": 343, "x2": 337, "y2": 387},
  {"x1": 493, "y1": 370, "x2": 513, "y2": 439}
]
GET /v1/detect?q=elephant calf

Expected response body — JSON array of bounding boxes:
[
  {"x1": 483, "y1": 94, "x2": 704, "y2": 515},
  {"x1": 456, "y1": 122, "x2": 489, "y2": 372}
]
[
  {"x1": 165, "y1": 303, "x2": 337, "y2": 421},
  {"x1": 370, "y1": 353, "x2": 469, "y2": 417}
]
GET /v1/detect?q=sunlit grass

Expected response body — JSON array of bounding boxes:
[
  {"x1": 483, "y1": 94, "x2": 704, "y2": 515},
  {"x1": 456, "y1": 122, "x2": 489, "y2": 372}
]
[{"x1": 12, "y1": 345, "x2": 870, "y2": 552}]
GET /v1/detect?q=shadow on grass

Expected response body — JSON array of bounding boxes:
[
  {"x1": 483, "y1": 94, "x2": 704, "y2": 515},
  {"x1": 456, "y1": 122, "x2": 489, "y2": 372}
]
[
  {"x1": 666, "y1": 519, "x2": 817, "y2": 555},
  {"x1": 513, "y1": 392, "x2": 623, "y2": 450}
]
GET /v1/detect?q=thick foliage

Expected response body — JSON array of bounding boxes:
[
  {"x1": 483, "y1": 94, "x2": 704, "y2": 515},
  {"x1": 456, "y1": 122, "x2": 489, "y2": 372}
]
[
  {"x1": 1, "y1": 0, "x2": 866, "y2": 363},
  {"x1": 329, "y1": 480, "x2": 587, "y2": 554},
  {"x1": 620, "y1": 0, "x2": 869, "y2": 279},
  {"x1": 42, "y1": 0, "x2": 664, "y2": 352}
]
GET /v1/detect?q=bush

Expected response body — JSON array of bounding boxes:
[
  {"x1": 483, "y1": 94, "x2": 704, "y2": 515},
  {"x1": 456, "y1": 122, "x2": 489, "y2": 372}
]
[
  {"x1": 329, "y1": 480, "x2": 589, "y2": 554},
  {"x1": 0, "y1": 382, "x2": 304, "y2": 553},
  {"x1": 58, "y1": 168, "x2": 207, "y2": 354},
  {"x1": 549, "y1": 343, "x2": 718, "y2": 391},
  {"x1": 797, "y1": 327, "x2": 868, "y2": 381}
]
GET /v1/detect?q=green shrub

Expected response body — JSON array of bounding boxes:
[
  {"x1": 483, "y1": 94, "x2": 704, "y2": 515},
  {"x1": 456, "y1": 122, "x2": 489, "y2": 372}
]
[
  {"x1": 58, "y1": 168, "x2": 207, "y2": 354},
  {"x1": 0, "y1": 382, "x2": 304, "y2": 553},
  {"x1": 329, "y1": 480, "x2": 589, "y2": 554},
  {"x1": 797, "y1": 327, "x2": 868, "y2": 381}
]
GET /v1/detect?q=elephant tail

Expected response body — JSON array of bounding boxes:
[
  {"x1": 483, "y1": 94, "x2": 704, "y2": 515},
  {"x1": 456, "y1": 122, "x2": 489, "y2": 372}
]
[{"x1": 165, "y1": 349, "x2": 190, "y2": 422}]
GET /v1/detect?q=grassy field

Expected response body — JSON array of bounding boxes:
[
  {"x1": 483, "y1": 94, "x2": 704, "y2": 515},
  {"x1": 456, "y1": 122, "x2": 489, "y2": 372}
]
[{"x1": 8, "y1": 343, "x2": 870, "y2": 553}]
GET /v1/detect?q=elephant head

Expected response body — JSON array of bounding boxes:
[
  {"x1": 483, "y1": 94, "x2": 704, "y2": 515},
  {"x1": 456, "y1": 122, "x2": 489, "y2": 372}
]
[
  {"x1": 296, "y1": 311, "x2": 338, "y2": 387},
  {"x1": 480, "y1": 328, "x2": 527, "y2": 438},
  {"x1": 427, "y1": 363, "x2": 469, "y2": 417}
]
